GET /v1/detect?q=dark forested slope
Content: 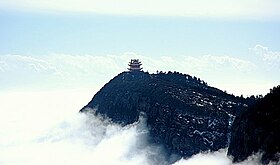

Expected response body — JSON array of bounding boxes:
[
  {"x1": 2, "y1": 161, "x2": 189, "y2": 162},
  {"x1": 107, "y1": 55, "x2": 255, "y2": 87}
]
[
  {"x1": 81, "y1": 71, "x2": 251, "y2": 159},
  {"x1": 228, "y1": 85, "x2": 280, "y2": 164}
]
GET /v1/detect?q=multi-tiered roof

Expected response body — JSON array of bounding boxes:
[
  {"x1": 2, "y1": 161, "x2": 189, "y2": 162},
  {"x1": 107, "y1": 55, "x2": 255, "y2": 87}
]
[{"x1": 128, "y1": 59, "x2": 142, "y2": 71}]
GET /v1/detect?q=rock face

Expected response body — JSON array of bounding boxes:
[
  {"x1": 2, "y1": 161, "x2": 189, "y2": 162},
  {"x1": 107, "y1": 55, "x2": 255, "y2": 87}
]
[
  {"x1": 228, "y1": 86, "x2": 280, "y2": 164},
  {"x1": 81, "y1": 71, "x2": 249, "y2": 158}
]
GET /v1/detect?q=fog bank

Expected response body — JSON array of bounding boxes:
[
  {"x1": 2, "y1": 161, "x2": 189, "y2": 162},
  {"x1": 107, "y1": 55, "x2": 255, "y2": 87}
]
[{"x1": 0, "y1": 90, "x2": 275, "y2": 165}]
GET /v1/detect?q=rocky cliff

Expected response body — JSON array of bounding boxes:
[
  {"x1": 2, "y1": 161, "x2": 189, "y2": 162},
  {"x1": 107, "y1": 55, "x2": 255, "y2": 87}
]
[
  {"x1": 228, "y1": 86, "x2": 280, "y2": 164},
  {"x1": 80, "y1": 71, "x2": 251, "y2": 159}
]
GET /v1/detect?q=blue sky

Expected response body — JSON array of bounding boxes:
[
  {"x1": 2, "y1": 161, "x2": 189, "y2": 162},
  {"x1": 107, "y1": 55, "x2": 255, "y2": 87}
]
[
  {"x1": 0, "y1": 1, "x2": 280, "y2": 95},
  {"x1": 1, "y1": 10, "x2": 280, "y2": 56}
]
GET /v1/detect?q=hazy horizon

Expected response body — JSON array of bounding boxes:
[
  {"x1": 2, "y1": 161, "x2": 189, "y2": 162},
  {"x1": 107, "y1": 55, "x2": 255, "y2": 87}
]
[{"x1": 0, "y1": 51, "x2": 279, "y2": 96}]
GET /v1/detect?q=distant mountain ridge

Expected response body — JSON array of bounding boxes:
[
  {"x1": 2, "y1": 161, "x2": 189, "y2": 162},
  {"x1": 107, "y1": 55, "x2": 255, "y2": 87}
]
[{"x1": 80, "y1": 71, "x2": 253, "y2": 161}]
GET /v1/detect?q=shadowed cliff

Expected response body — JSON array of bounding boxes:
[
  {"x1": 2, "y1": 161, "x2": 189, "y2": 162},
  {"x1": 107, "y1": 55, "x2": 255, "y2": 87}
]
[{"x1": 228, "y1": 85, "x2": 280, "y2": 164}]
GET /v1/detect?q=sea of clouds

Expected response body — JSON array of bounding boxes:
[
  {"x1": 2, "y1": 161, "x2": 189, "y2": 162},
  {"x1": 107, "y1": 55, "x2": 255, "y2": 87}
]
[
  {"x1": 1, "y1": 49, "x2": 279, "y2": 164},
  {"x1": 0, "y1": 90, "x2": 270, "y2": 165}
]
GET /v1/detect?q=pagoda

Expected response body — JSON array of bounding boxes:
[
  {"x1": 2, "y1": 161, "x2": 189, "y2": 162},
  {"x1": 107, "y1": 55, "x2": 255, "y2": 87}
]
[{"x1": 128, "y1": 59, "x2": 143, "y2": 72}]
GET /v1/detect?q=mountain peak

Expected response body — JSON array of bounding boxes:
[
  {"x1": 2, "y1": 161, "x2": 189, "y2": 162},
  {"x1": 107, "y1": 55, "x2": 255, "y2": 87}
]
[{"x1": 80, "y1": 71, "x2": 250, "y2": 160}]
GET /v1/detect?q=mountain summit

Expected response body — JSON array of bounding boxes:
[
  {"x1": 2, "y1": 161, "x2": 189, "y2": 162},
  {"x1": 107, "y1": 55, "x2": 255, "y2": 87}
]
[{"x1": 80, "y1": 71, "x2": 251, "y2": 160}]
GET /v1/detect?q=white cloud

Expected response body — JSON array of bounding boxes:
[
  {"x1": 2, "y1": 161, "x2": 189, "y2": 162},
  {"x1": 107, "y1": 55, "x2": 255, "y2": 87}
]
[
  {"x1": 186, "y1": 55, "x2": 256, "y2": 72},
  {"x1": 172, "y1": 148, "x2": 273, "y2": 165},
  {"x1": 1, "y1": 0, "x2": 280, "y2": 19},
  {"x1": 0, "y1": 55, "x2": 59, "y2": 74},
  {"x1": 0, "y1": 53, "x2": 273, "y2": 96},
  {"x1": 0, "y1": 90, "x2": 167, "y2": 165},
  {"x1": 173, "y1": 149, "x2": 231, "y2": 165},
  {"x1": 251, "y1": 44, "x2": 280, "y2": 66},
  {"x1": 0, "y1": 61, "x2": 7, "y2": 72}
]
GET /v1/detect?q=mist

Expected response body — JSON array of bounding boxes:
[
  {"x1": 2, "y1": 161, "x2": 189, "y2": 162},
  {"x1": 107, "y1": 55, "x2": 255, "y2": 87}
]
[
  {"x1": 1, "y1": 89, "x2": 274, "y2": 165},
  {"x1": 0, "y1": 90, "x2": 167, "y2": 165}
]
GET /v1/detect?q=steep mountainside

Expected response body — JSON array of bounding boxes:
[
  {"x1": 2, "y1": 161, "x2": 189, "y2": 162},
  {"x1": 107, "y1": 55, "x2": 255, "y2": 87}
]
[
  {"x1": 81, "y1": 71, "x2": 251, "y2": 159},
  {"x1": 228, "y1": 86, "x2": 280, "y2": 164}
]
